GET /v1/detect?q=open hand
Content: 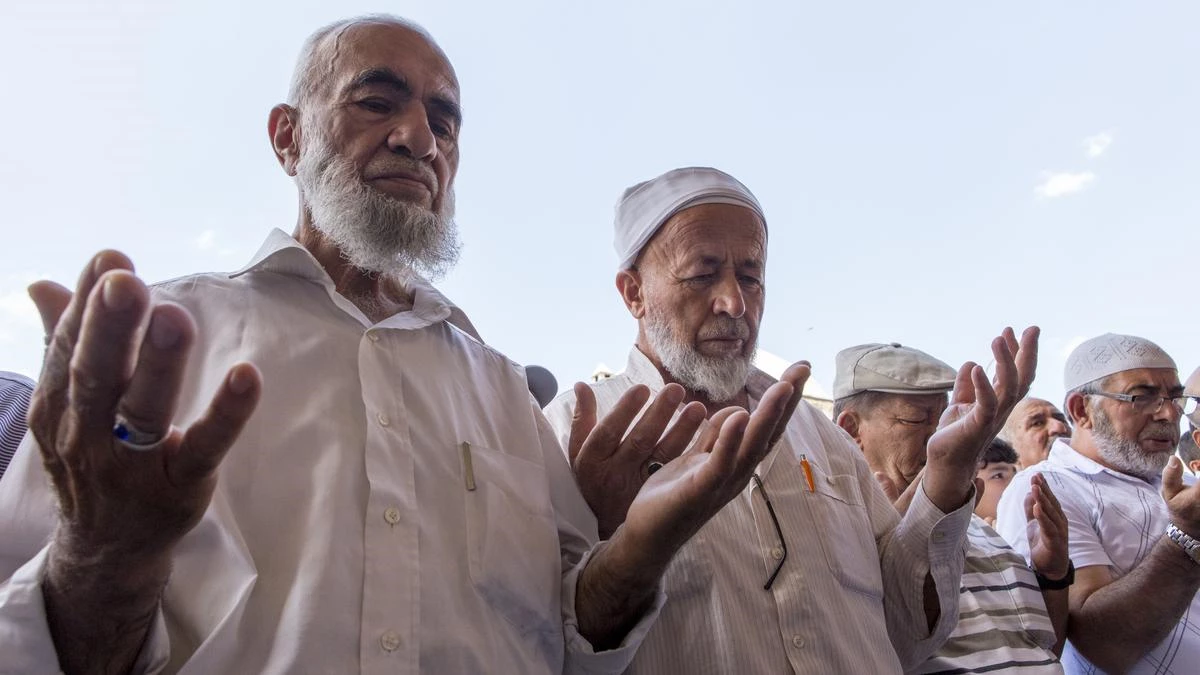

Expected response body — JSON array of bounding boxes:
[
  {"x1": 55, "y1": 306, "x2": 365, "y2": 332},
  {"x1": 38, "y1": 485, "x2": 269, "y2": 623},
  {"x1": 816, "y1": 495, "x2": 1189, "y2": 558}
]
[
  {"x1": 28, "y1": 251, "x2": 262, "y2": 564},
  {"x1": 1025, "y1": 473, "x2": 1070, "y2": 580}
]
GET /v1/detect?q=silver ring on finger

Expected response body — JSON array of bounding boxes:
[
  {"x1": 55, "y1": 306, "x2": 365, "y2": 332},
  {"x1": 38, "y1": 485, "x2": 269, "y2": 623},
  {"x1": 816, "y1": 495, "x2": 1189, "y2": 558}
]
[
  {"x1": 646, "y1": 461, "x2": 664, "y2": 477},
  {"x1": 112, "y1": 414, "x2": 167, "y2": 451}
]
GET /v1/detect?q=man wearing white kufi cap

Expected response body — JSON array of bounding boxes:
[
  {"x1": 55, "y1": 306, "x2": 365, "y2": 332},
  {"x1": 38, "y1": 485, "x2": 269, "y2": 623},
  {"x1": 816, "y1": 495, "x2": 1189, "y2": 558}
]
[
  {"x1": 996, "y1": 333, "x2": 1200, "y2": 674},
  {"x1": 545, "y1": 166, "x2": 1041, "y2": 673}
]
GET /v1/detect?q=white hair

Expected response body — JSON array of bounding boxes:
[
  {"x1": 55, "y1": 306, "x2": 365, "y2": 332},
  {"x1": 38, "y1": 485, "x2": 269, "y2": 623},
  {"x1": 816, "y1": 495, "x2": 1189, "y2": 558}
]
[{"x1": 642, "y1": 308, "x2": 754, "y2": 403}]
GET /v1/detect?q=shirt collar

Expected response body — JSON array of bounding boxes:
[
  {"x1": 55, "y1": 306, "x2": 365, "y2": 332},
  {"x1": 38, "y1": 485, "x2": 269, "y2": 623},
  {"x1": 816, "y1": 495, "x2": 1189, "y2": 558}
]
[
  {"x1": 1047, "y1": 438, "x2": 1157, "y2": 486},
  {"x1": 229, "y1": 228, "x2": 483, "y2": 342}
]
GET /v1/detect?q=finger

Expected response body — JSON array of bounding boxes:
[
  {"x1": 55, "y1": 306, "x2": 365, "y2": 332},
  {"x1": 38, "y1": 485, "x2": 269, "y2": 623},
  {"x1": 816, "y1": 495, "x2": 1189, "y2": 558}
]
[
  {"x1": 1024, "y1": 482, "x2": 1038, "y2": 523},
  {"x1": 579, "y1": 384, "x2": 651, "y2": 463},
  {"x1": 990, "y1": 335, "x2": 1019, "y2": 408},
  {"x1": 768, "y1": 362, "x2": 810, "y2": 448},
  {"x1": 950, "y1": 362, "x2": 977, "y2": 407},
  {"x1": 615, "y1": 384, "x2": 686, "y2": 464},
  {"x1": 686, "y1": 407, "x2": 739, "y2": 456},
  {"x1": 1015, "y1": 326, "x2": 1040, "y2": 399},
  {"x1": 28, "y1": 281, "x2": 72, "y2": 337},
  {"x1": 698, "y1": 410, "x2": 750, "y2": 484},
  {"x1": 53, "y1": 251, "x2": 136, "y2": 355},
  {"x1": 67, "y1": 270, "x2": 151, "y2": 441},
  {"x1": 970, "y1": 365, "x2": 998, "y2": 427},
  {"x1": 735, "y1": 380, "x2": 794, "y2": 472},
  {"x1": 655, "y1": 401, "x2": 706, "y2": 463},
  {"x1": 170, "y1": 363, "x2": 262, "y2": 484},
  {"x1": 874, "y1": 472, "x2": 900, "y2": 502},
  {"x1": 1162, "y1": 456, "x2": 1186, "y2": 501},
  {"x1": 114, "y1": 304, "x2": 198, "y2": 443},
  {"x1": 568, "y1": 383, "x2": 597, "y2": 468}
]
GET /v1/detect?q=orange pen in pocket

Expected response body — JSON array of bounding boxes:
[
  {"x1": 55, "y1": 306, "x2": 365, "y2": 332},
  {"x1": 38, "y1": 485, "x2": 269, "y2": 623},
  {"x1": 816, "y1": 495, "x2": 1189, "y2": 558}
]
[{"x1": 800, "y1": 454, "x2": 815, "y2": 492}]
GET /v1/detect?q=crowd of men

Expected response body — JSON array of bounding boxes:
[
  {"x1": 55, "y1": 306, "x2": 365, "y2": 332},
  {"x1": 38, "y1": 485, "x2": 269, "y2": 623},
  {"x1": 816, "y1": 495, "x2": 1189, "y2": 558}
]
[{"x1": 0, "y1": 14, "x2": 1196, "y2": 675}]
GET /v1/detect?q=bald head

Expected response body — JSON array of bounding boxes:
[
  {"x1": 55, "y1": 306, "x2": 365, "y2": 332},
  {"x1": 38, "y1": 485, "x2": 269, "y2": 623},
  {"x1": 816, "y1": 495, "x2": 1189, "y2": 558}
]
[
  {"x1": 288, "y1": 15, "x2": 456, "y2": 113},
  {"x1": 999, "y1": 397, "x2": 1071, "y2": 468}
]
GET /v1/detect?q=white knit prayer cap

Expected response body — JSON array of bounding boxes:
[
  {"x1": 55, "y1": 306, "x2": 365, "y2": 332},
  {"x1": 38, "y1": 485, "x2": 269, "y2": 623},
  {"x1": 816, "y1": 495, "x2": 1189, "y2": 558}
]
[
  {"x1": 613, "y1": 167, "x2": 766, "y2": 270},
  {"x1": 1063, "y1": 333, "x2": 1177, "y2": 391}
]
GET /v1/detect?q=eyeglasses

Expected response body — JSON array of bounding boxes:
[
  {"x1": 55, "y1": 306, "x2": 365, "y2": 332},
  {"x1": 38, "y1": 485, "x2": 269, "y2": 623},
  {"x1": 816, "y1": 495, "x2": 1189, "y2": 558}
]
[
  {"x1": 1184, "y1": 396, "x2": 1200, "y2": 418},
  {"x1": 751, "y1": 473, "x2": 787, "y2": 590},
  {"x1": 1088, "y1": 391, "x2": 1189, "y2": 415}
]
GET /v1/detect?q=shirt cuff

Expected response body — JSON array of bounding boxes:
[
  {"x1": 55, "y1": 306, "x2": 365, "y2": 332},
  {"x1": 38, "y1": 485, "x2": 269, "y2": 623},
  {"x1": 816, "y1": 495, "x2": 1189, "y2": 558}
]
[
  {"x1": 561, "y1": 543, "x2": 666, "y2": 675},
  {"x1": 0, "y1": 545, "x2": 170, "y2": 675}
]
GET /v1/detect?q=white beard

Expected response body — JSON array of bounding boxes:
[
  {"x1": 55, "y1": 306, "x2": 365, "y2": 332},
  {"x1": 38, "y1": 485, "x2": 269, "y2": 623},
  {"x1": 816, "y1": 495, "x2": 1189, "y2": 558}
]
[
  {"x1": 643, "y1": 308, "x2": 754, "y2": 403},
  {"x1": 1092, "y1": 407, "x2": 1175, "y2": 481},
  {"x1": 294, "y1": 125, "x2": 460, "y2": 279}
]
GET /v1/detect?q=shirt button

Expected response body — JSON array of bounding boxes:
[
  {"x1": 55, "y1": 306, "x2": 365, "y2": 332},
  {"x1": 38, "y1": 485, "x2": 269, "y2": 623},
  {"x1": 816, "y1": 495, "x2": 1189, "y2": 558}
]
[
  {"x1": 770, "y1": 547, "x2": 785, "y2": 560},
  {"x1": 368, "y1": 332, "x2": 381, "y2": 343},
  {"x1": 377, "y1": 412, "x2": 390, "y2": 427},
  {"x1": 384, "y1": 507, "x2": 401, "y2": 525},
  {"x1": 792, "y1": 635, "x2": 805, "y2": 648},
  {"x1": 380, "y1": 630, "x2": 401, "y2": 652}
]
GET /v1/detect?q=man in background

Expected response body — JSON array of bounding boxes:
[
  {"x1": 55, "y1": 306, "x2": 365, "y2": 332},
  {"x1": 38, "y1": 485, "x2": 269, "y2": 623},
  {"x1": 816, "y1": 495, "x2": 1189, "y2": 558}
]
[{"x1": 1000, "y1": 397, "x2": 1071, "y2": 468}]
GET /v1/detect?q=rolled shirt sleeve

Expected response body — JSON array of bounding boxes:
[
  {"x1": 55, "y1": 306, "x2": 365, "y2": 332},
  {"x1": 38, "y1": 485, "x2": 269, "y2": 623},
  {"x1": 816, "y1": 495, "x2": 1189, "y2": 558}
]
[{"x1": 877, "y1": 479, "x2": 974, "y2": 670}]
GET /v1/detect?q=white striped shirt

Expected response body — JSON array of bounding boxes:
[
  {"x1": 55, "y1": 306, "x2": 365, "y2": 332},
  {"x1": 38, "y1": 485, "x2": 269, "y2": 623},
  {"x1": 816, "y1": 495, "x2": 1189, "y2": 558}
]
[
  {"x1": 916, "y1": 516, "x2": 1062, "y2": 674},
  {"x1": 0, "y1": 371, "x2": 34, "y2": 482},
  {"x1": 996, "y1": 440, "x2": 1200, "y2": 675},
  {"x1": 544, "y1": 348, "x2": 973, "y2": 674}
]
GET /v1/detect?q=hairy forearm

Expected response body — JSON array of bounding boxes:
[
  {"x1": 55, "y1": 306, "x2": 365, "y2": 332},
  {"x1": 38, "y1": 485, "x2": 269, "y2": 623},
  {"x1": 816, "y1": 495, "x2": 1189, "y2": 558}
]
[
  {"x1": 1070, "y1": 539, "x2": 1200, "y2": 671},
  {"x1": 43, "y1": 538, "x2": 170, "y2": 675},
  {"x1": 575, "y1": 530, "x2": 669, "y2": 651},
  {"x1": 1040, "y1": 588, "x2": 1069, "y2": 656}
]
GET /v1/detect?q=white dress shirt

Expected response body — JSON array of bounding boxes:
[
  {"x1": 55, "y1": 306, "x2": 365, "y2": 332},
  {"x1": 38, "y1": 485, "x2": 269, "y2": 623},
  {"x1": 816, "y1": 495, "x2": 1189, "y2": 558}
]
[
  {"x1": 0, "y1": 229, "x2": 659, "y2": 675},
  {"x1": 543, "y1": 348, "x2": 974, "y2": 674},
  {"x1": 996, "y1": 439, "x2": 1200, "y2": 675}
]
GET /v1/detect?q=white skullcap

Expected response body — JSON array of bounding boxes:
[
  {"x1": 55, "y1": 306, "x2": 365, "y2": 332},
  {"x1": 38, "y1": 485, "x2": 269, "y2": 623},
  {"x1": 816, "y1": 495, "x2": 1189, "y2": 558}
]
[
  {"x1": 613, "y1": 167, "x2": 766, "y2": 270},
  {"x1": 1064, "y1": 333, "x2": 1177, "y2": 392}
]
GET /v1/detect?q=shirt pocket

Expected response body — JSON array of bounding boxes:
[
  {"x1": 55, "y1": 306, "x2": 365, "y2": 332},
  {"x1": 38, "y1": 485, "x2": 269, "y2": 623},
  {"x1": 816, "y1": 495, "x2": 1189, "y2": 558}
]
[
  {"x1": 463, "y1": 443, "x2": 562, "y2": 637},
  {"x1": 810, "y1": 471, "x2": 885, "y2": 598}
]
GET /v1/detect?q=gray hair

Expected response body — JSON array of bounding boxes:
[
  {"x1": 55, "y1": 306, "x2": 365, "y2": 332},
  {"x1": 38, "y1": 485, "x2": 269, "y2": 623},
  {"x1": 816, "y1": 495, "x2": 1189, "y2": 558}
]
[
  {"x1": 1064, "y1": 377, "x2": 1108, "y2": 425},
  {"x1": 832, "y1": 390, "x2": 893, "y2": 420},
  {"x1": 287, "y1": 14, "x2": 442, "y2": 111}
]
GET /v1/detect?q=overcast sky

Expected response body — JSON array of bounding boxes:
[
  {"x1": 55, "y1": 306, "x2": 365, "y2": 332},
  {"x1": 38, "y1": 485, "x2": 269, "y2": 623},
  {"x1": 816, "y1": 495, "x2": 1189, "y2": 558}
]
[{"x1": 2, "y1": 1, "x2": 1197, "y2": 407}]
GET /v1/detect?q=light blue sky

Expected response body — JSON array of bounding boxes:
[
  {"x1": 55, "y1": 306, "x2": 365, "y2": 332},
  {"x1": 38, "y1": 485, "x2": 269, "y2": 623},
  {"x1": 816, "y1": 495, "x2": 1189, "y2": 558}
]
[{"x1": 2, "y1": 1, "x2": 1197, "y2": 407}]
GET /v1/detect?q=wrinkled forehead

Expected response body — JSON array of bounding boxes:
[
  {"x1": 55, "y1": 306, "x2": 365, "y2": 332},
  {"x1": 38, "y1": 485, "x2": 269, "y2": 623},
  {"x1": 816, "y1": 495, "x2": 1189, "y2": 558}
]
[
  {"x1": 646, "y1": 203, "x2": 767, "y2": 266},
  {"x1": 1106, "y1": 367, "x2": 1182, "y2": 391},
  {"x1": 319, "y1": 21, "x2": 459, "y2": 101}
]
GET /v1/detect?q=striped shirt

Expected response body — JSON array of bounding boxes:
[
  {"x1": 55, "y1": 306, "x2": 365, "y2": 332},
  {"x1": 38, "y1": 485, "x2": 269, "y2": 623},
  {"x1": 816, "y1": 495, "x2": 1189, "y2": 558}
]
[
  {"x1": 0, "y1": 372, "x2": 34, "y2": 482},
  {"x1": 917, "y1": 516, "x2": 1062, "y2": 674},
  {"x1": 996, "y1": 440, "x2": 1200, "y2": 674},
  {"x1": 544, "y1": 348, "x2": 974, "y2": 674}
]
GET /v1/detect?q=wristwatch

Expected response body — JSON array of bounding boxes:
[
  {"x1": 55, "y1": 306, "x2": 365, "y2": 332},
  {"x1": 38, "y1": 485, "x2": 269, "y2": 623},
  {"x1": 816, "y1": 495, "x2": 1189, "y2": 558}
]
[
  {"x1": 1166, "y1": 524, "x2": 1200, "y2": 565},
  {"x1": 1035, "y1": 561, "x2": 1075, "y2": 590}
]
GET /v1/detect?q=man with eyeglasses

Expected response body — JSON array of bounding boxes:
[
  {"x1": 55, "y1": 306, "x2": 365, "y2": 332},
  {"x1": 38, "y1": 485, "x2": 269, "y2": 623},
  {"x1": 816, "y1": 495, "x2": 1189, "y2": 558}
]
[
  {"x1": 833, "y1": 343, "x2": 1070, "y2": 674},
  {"x1": 996, "y1": 333, "x2": 1200, "y2": 674},
  {"x1": 543, "y1": 166, "x2": 1040, "y2": 674}
]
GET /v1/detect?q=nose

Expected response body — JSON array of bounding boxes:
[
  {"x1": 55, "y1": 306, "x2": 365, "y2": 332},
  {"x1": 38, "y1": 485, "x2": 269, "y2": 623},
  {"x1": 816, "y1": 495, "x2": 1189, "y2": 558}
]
[
  {"x1": 1152, "y1": 397, "x2": 1181, "y2": 422},
  {"x1": 386, "y1": 106, "x2": 437, "y2": 161},
  {"x1": 711, "y1": 273, "x2": 746, "y2": 318}
]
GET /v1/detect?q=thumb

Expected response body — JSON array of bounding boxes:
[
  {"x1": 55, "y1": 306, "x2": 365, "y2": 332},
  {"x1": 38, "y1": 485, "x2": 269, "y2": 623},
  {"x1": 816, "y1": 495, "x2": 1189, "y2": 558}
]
[
  {"x1": 567, "y1": 383, "x2": 596, "y2": 468},
  {"x1": 874, "y1": 472, "x2": 899, "y2": 502},
  {"x1": 1162, "y1": 455, "x2": 1185, "y2": 502}
]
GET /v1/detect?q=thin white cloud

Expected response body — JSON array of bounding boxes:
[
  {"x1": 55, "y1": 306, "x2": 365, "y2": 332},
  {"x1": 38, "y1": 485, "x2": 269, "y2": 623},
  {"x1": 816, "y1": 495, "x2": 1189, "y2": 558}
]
[
  {"x1": 1083, "y1": 130, "x2": 1115, "y2": 158},
  {"x1": 195, "y1": 229, "x2": 216, "y2": 250},
  {"x1": 1035, "y1": 171, "x2": 1095, "y2": 198}
]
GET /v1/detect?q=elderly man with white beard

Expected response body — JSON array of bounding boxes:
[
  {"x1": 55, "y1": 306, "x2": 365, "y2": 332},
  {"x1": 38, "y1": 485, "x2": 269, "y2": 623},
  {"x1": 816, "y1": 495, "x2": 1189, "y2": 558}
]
[
  {"x1": 543, "y1": 166, "x2": 1041, "y2": 674},
  {"x1": 996, "y1": 333, "x2": 1200, "y2": 674},
  {"x1": 0, "y1": 18, "x2": 801, "y2": 674}
]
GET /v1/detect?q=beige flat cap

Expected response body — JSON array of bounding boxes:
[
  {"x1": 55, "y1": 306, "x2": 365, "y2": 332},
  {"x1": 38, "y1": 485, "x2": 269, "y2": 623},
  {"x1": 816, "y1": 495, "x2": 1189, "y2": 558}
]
[{"x1": 833, "y1": 343, "x2": 957, "y2": 400}]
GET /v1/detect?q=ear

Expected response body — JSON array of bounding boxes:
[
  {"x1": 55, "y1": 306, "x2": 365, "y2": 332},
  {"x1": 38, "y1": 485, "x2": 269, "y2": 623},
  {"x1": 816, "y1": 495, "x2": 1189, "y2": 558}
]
[
  {"x1": 615, "y1": 268, "x2": 647, "y2": 319},
  {"x1": 1189, "y1": 459, "x2": 1200, "y2": 476},
  {"x1": 1065, "y1": 392, "x2": 1092, "y2": 430},
  {"x1": 268, "y1": 104, "x2": 302, "y2": 176},
  {"x1": 1192, "y1": 427, "x2": 1200, "y2": 450},
  {"x1": 836, "y1": 410, "x2": 862, "y2": 445}
]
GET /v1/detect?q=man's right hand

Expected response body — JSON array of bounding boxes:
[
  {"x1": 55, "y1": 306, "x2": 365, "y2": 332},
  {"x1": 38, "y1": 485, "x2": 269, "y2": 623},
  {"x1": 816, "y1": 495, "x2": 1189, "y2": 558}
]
[
  {"x1": 1162, "y1": 456, "x2": 1200, "y2": 540},
  {"x1": 29, "y1": 251, "x2": 261, "y2": 566}
]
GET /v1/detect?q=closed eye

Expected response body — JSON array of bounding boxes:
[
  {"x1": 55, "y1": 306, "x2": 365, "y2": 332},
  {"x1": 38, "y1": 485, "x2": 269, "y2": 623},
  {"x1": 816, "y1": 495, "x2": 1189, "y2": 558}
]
[{"x1": 357, "y1": 98, "x2": 392, "y2": 114}]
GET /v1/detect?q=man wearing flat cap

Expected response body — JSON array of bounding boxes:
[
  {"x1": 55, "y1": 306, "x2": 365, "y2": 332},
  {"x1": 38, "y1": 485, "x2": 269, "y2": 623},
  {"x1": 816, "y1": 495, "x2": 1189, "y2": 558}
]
[
  {"x1": 996, "y1": 333, "x2": 1200, "y2": 674},
  {"x1": 544, "y1": 166, "x2": 1041, "y2": 673},
  {"x1": 834, "y1": 343, "x2": 1070, "y2": 673}
]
